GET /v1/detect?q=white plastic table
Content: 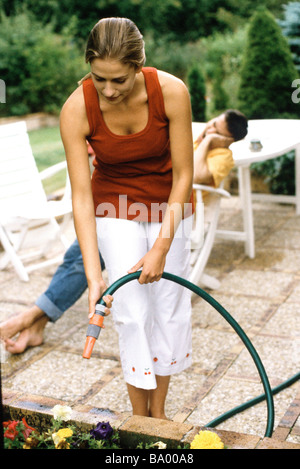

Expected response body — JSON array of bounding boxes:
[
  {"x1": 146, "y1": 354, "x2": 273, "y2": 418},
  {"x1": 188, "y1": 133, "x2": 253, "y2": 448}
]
[{"x1": 192, "y1": 119, "x2": 300, "y2": 258}]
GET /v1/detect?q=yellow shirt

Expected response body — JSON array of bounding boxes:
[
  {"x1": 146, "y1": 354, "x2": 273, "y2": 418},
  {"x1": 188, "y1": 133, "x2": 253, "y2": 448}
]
[
  {"x1": 192, "y1": 146, "x2": 234, "y2": 203},
  {"x1": 206, "y1": 147, "x2": 234, "y2": 188}
]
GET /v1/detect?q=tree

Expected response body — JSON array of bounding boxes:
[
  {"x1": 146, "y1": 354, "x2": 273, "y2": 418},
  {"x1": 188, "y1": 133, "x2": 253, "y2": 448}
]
[
  {"x1": 238, "y1": 7, "x2": 299, "y2": 119},
  {"x1": 0, "y1": 10, "x2": 87, "y2": 116},
  {"x1": 211, "y1": 65, "x2": 229, "y2": 112},
  {"x1": 187, "y1": 64, "x2": 206, "y2": 121},
  {"x1": 279, "y1": 1, "x2": 300, "y2": 72},
  {"x1": 1, "y1": 0, "x2": 289, "y2": 44}
]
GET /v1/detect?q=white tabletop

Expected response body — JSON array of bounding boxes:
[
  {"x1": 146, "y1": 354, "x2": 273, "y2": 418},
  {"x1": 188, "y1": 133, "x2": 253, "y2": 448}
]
[{"x1": 193, "y1": 119, "x2": 300, "y2": 167}]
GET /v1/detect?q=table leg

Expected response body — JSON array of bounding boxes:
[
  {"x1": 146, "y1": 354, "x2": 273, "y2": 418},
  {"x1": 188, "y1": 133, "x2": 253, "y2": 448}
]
[{"x1": 238, "y1": 166, "x2": 255, "y2": 258}]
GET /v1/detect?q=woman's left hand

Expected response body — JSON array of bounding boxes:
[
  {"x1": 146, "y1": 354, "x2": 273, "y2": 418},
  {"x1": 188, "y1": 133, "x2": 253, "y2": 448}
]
[{"x1": 128, "y1": 247, "x2": 166, "y2": 284}]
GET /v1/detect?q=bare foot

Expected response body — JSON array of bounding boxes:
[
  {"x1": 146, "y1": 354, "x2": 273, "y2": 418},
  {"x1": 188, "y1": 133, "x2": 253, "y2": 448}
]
[
  {"x1": 4, "y1": 316, "x2": 48, "y2": 354},
  {"x1": 0, "y1": 306, "x2": 45, "y2": 341}
]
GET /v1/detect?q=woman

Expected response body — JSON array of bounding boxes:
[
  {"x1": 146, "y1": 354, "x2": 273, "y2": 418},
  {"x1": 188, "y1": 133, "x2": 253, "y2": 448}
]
[{"x1": 60, "y1": 17, "x2": 194, "y2": 419}]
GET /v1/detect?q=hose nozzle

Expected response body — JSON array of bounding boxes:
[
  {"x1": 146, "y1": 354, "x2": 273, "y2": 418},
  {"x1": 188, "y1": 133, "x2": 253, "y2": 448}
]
[{"x1": 82, "y1": 304, "x2": 106, "y2": 359}]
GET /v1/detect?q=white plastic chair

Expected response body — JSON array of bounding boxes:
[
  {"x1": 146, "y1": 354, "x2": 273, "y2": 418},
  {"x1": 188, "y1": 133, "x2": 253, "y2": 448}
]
[
  {"x1": 190, "y1": 121, "x2": 232, "y2": 290},
  {"x1": 189, "y1": 182, "x2": 230, "y2": 291},
  {"x1": 0, "y1": 121, "x2": 72, "y2": 281}
]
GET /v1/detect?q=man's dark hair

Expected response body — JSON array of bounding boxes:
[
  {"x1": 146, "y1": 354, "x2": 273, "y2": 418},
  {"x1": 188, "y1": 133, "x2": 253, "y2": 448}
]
[{"x1": 224, "y1": 109, "x2": 248, "y2": 141}]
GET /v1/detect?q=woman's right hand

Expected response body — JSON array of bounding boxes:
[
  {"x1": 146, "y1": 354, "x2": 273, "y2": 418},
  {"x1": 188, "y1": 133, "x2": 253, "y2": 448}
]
[{"x1": 88, "y1": 279, "x2": 113, "y2": 319}]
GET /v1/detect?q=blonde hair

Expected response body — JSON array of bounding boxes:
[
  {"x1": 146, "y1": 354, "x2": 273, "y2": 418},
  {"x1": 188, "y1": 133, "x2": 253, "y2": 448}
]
[{"x1": 79, "y1": 17, "x2": 145, "y2": 84}]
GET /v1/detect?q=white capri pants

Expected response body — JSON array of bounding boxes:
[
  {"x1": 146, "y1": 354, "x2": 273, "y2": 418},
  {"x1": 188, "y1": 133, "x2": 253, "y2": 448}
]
[{"x1": 96, "y1": 216, "x2": 193, "y2": 390}]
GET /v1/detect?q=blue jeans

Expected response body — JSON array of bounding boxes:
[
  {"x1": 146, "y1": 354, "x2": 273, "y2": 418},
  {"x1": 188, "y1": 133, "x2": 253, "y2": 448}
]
[{"x1": 35, "y1": 239, "x2": 105, "y2": 322}]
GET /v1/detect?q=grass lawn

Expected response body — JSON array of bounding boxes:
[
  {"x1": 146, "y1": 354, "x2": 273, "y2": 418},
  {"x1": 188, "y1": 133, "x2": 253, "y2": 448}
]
[{"x1": 28, "y1": 125, "x2": 67, "y2": 195}]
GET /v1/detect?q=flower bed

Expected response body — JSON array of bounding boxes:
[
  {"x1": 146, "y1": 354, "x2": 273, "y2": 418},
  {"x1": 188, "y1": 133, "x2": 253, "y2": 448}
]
[{"x1": 3, "y1": 405, "x2": 225, "y2": 450}]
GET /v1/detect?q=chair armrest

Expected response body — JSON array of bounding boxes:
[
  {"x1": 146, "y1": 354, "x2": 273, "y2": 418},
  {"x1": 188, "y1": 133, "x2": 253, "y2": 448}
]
[
  {"x1": 39, "y1": 161, "x2": 67, "y2": 181},
  {"x1": 193, "y1": 183, "x2": 231, "y2": 198}
]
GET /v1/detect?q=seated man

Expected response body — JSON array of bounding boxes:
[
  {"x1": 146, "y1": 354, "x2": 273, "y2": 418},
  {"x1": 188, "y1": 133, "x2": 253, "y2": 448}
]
[
  {"x1": 194, "y1": 109, "x2": 248, "y2": 188},
  {"x1": 0, "y1": 109, "x2": 247, "y2": 354}
]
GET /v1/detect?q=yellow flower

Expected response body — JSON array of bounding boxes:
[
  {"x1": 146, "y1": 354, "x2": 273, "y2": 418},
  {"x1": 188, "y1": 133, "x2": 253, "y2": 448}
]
[
  {"x1": 190, "y1": 430, "x2": 224, "y2": 449},
  {"x1": 57, "y1": 428, "x2": 73, "y2": 439},
  {"x1": 23, "y1": 437, "x2": 39, "y2": 449},
  {"x1": 52, "y1": 428, "x2": 73, "y2": 449},
  {"x1": 56, "y1": 439, "x2": 71, "y2": 449}
]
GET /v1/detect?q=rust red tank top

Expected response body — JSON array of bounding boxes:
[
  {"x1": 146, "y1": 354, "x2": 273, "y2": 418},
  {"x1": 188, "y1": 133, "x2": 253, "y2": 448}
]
[{"x1": 83, "y1": 67, "x2": 193, "y2": 222}]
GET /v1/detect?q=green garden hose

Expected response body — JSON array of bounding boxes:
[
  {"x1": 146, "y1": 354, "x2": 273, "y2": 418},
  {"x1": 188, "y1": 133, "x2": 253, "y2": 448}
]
[
  {"x1": 206, "y1": 371, "x2": 300, "y2": 429},
  {"x1": 89, "y1": 271, "x2": 276, "y2": 438}
]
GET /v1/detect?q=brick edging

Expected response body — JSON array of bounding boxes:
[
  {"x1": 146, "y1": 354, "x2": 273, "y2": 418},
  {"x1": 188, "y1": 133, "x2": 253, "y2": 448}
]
[{"x1": 3, "y1": 392, "x2": 300, "y2": 449}]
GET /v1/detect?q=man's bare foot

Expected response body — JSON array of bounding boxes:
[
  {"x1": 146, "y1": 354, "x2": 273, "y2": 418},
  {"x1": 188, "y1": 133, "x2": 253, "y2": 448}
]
[
  {"x1": 0, "y1": 306, "x2": 45, "y2": 341},
  {"x1": 3, "y1": 316, "x2": 48, "y2": 354}
]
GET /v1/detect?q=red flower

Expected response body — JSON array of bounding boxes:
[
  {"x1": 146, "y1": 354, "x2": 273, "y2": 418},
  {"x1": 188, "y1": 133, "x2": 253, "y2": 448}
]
[
  {"x1": 3, "y1": 420, "x2": 19, "y2": 441},
  {"x1": 3, "y1": 418, "x2": 36, "y2": 441},
  {"x1": 21, "y1": 418, "x2": 36, "y2": 439}
]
